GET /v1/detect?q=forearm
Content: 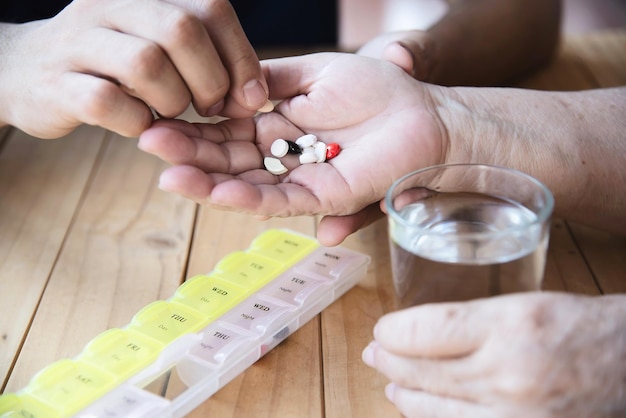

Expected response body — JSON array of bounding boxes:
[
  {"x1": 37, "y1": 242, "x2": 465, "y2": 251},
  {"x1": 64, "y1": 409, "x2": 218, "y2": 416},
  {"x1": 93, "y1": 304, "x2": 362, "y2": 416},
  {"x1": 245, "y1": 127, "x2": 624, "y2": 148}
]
[
  {"x1": 426, "y1": 0, "x2": 561, "y2": 86},
  {"x1": 433, "y1": 85, "x2": 626, "y2": 233}
]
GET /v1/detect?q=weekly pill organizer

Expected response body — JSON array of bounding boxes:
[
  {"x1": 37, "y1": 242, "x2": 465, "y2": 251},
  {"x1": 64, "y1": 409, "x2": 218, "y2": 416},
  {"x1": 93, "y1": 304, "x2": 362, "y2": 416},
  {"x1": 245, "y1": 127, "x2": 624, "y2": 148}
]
[{"x1": 0, "y1": 229, "x2": 370, "y2": 417}]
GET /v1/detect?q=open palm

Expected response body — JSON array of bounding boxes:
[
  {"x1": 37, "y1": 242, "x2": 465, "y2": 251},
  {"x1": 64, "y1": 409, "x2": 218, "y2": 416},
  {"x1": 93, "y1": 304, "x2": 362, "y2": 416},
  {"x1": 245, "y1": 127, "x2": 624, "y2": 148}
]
[{"x1": 139, "y1": 53, "x2": 446, "y2": 239}]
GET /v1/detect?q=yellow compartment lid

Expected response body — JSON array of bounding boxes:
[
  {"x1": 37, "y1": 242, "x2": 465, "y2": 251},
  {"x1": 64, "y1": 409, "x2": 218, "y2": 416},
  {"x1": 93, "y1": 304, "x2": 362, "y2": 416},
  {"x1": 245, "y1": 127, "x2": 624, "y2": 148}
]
[
  {"x1": 172, "y1": 275, "x2": 248, "y2": 318},
  {"x1": 211, "y1": 252, "x2": 282, "y2": 290},
  {"x1": 248, "y1": 229, "x2": 318, "y2": 264},
  {"x1": 129, "y1": 300, "x2": 209, "y2": 345},
  {"x1": 0, "y1": 392, "x2": 62, "y2": 418},
  {"x1": 78, "y1": 328, "x2": 164, "y2": 381},
  {"x1": 23, "y1": 359, "x2": 117, "y2": 416}
]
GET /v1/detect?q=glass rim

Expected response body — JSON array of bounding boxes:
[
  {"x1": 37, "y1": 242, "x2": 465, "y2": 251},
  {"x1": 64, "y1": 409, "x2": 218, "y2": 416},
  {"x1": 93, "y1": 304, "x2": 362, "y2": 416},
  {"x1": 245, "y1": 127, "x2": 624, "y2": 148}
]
[{"x1": 385, "y1": 163, "x2": 555, "y2": 238}]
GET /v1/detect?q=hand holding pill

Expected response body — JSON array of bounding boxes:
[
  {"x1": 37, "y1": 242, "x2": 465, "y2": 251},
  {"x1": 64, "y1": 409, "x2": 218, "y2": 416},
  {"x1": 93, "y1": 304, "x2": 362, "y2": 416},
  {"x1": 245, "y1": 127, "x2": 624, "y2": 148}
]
[{"x1": 0, "y1": 0, "x2": 271, "y2": 139}]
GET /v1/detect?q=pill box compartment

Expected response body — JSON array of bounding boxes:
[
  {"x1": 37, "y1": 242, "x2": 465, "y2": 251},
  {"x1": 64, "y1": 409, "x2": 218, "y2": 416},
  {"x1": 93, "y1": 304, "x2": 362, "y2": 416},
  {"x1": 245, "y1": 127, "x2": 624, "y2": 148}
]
[
  {"x1": 91, "y1": 240, "x2": 368, "y2": 417},
  {"x1": 0, "y1": 230, "x2": 370, "y2": 418}
]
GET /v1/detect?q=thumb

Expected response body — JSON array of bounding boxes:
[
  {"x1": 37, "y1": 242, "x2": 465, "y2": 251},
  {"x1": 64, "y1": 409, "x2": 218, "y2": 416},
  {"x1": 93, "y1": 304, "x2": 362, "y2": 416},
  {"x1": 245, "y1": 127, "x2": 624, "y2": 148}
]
[
  {"x1": 374, "y1": 300, "x2": 489, "y2": 358},
  {"x1": 382, "y1": 42, "x2": 416, "y2": 76},
  {"x1": 317, "y1": 202, "x2": 386, "y2": 246},
  {"x1": 261, "y1": 52, "x2": 337, "y2": 101},
  {"x1": 381, "y1": 32, "x2": 435, "y2": 81}
]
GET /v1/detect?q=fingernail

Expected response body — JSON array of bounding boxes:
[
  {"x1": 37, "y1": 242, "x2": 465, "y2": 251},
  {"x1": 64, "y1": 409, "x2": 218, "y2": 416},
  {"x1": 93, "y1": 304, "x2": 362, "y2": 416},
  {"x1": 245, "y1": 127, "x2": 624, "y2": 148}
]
[
  {"x1": 257, "y1": 99, "x2": 274, "y2": 113},
  {"x1": 373, "y1": 321, "x2": 381, "y2": 339},
  {"x1": 397, "y1": 43, "x2": 417, "y2": 77},
  {"x1": 385, "y1": 383, "x2": 397, "y2": 401},
  {"x1": 243, "y1": 79, "x2": 268, "y2": 109},
  {"x1": 157, "y1": 176, "x2": 172, "y2": 193},
  {"x1": 205, "y1": 99, "x2": 224, "y2": 117},
  {"x1": 361, "y1": 341, "x2": 376, "y2": 367}
]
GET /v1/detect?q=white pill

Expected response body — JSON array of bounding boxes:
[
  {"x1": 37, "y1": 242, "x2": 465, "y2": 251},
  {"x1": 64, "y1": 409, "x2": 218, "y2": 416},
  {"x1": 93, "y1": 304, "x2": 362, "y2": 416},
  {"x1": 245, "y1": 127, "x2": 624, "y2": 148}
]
[
  {"x1": 299, "y1": 151, "x2": 318, "y2": 164},
  {"x1": 295, "y1": 134, "x2": 317, "y2": 148},
  {"x1": 271, "y1": 139, "x2": 289, "y2": 158},
  {"x1": 314, "y1": 141, "x2": 327, "y2": 163},
  {"x1": 264, "y1": 157, "x2": 288, "y2": 175}
]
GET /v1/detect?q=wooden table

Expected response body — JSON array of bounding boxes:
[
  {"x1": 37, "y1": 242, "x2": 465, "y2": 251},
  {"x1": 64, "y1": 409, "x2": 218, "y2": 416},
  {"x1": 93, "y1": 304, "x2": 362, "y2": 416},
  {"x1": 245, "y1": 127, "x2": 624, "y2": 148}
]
[{"x1": 1, "y1": 29, "x2": 625, "y2": 417}]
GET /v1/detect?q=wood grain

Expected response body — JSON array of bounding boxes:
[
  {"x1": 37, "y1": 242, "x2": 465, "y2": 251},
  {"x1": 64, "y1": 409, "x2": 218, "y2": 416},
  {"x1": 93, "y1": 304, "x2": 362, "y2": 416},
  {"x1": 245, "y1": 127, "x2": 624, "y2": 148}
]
[
  {"x1": 0, "y1": 29, "x2": 624, "y2": 417},
  {"x1": 4, "y1": 135, "x2": 196, "y2": 391},
  {"x1": 0, "y1": 126, "x2": 104, "y2": 391}
]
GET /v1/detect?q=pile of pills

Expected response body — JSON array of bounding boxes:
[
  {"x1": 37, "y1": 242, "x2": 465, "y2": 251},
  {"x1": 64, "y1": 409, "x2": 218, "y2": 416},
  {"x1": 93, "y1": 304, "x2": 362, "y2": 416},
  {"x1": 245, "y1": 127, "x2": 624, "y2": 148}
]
[{"x1": 263, "y1": 134, "x2": 341, "y2": 175}]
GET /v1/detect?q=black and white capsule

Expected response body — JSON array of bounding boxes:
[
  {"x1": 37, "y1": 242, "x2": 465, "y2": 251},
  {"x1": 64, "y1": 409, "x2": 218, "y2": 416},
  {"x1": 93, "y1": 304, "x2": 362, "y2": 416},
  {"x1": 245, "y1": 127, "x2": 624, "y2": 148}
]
[{"x1": 271, "y1": 139, "x2": 302, "y2": 157}]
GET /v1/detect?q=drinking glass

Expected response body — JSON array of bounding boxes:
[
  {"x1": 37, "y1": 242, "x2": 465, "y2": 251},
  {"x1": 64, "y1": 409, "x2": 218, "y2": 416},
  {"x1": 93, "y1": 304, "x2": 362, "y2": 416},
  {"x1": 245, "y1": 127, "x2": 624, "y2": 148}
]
[{"x1": 385, "y1": 163, "x2": 554, "y2": 308}]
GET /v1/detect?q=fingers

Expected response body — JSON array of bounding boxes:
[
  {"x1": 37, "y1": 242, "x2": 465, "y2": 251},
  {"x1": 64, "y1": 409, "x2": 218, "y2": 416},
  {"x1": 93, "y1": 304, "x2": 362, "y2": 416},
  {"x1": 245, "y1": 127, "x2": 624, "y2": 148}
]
[
  {"x1": 76, "y1": 0, "x2": 267, "y2": 118},
  {"x1": 357, "y1": 31, "x2": 418, "y2": 77},
  {"x1": 357, "y1": 29, "x2": 435, "y2": 81},
  {"x1": 63, "y1": 72, "x2": 153, "y2": 138},
  {"x1": 165, "y1": 0, "x2": 270, "y2": 116},
  {"x1": 385, "y1": 384, "x2": 493, "y2": 418},
  {"x1": 100, "y1": 0, "x2": 229, "y2": 116},
  {"x1": 317, "y1": 203, "x2": 385, "y2": 246},
  {"x1": 362, "y1": 341, "x2": 483, "y2": 400},
  {"x1": 209, "y1": 172, "x2": 325, "y2": 215},
  {"x1": 261, "y1": 53, "x2": 336, "y2": 101},
  {"x1": 158, "y1": 165, "x2": 218, "y2": 203},
  {"x1": 71, "y1": 27, "x2": 191, "y2": 118},
  {"x1": 382, "y1": 42, "x2": 415, "y2": 76},
  {"x1": 199, "y1": 0, "x2": 270, "y2": 113},
  {"x1": 139, "y1": 115, "x2": 329, "y2": 217},
  {"x1": 138, "y1": 118, "x2": 260, "y2": 172},
  {"x1": 383, "y1": 33, "x2": 436, "y2": 81},
  {"x1": 156, "y1": 161, "x2": 359, "y2": 218},
  {"x1": 8, "y1": 0, "x2": 267, "y2": 138},
  {"x1": 373, "y1": 302, "x2": 489, "y2": 358},
  {"x1": 156, "y1": 163, "x2": 328, "y2": 217}
]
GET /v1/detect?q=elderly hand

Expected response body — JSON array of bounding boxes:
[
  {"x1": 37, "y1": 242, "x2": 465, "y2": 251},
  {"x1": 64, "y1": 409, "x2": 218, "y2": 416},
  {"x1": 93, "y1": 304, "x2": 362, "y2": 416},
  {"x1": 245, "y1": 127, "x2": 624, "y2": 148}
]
[
  {"x1": 0, "y1": 0, "x2": 268, "y2": 139},
  {"x1": 139, "y1": 52, "x2": 447, "y2": 245},
  {"x1": 362, "y1": 292, "x2": 626, "y2": 418}
]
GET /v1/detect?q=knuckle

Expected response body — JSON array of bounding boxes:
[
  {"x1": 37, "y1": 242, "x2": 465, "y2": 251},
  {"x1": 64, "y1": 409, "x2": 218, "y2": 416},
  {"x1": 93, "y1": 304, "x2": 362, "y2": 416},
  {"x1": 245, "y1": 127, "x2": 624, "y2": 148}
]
[
  {"x1": 157, "y1": 95, "x2": 190, "y2": 119},
  {"x1": 516, "y1": 296, "x2": 552, "y2": 333},
  {"x1": 194, "y1": 76, "x2": 229, "y2": 110},
  {"x1": 482, "y1": 349, "x2": 541, "y2": 401},
  {"x1": 162, "y1": 9, "x2": 205, "y2": 47},
  {"x1": 207, "y1": 75, "x2": 230, "y2": 98},
  {"x1": 129, "y1": 43, "x2": 169, "y2": 80},
  {"x1": 203, "y1": 0, "x2": 233, "y2": 18},
  {"x1": 78, "y1": 81, "x2": 120, "y2": 123},
  {"x1": 495, "y1": 371, "x2": 539, "y2": 401},
  {"x1": 230, "y1": 48, "x2": 260, "y2": 68}
]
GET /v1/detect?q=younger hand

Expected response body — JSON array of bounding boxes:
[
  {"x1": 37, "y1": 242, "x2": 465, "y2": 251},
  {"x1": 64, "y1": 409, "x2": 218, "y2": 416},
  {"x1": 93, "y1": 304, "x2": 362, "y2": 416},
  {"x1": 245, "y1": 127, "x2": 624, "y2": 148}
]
[
  {"x1": 0, "y1": 0, "x2": 268, "y2": 139},
  {"x1": 139, "y1": 52, "x2": 447, "y2": 244},
  {"x1": 362, "y1": 292, "x2": 626, "y2": 418}
]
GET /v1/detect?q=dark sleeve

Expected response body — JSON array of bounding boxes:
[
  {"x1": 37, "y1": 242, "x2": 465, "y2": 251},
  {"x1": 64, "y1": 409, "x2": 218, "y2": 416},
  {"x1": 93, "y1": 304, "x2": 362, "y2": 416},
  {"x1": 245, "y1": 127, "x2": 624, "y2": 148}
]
[
  {"x1": 1, "y1": 0, "x2": 337, "y2": 47},
  {"x1": 230, "y1": 0, "x2": 337, "y2": 47},
  {"x1": 0, "y1": 0, "x2": 72, "y2": 22}
]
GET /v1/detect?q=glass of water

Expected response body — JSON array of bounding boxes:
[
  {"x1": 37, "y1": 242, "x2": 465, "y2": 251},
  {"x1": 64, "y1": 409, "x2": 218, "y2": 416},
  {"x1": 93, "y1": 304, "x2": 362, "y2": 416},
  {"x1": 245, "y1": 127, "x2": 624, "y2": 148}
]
[{"x1": 385, "y1": 163, "x2": 554, "y2": 308}]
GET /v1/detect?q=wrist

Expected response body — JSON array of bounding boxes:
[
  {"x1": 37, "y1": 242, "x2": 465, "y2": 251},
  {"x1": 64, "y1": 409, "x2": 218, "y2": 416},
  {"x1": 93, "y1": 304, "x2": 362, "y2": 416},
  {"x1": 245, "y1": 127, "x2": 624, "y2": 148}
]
[
  {"x1": 426, "y1": 85, "x2": 480, "y2": 166},
  {"x1": 429, "y1": 86, "x2": 626, "y2": 233},
  {"x1": 429, "y1": 85, "x2": 564, "y2": 168}
]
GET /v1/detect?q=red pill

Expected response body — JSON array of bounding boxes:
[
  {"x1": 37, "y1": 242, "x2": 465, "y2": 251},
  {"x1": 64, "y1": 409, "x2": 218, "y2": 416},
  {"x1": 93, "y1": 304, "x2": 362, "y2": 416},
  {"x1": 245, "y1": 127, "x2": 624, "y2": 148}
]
[{"x1": 325, "y1": 143, "x2": 341, "y2": 160}]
